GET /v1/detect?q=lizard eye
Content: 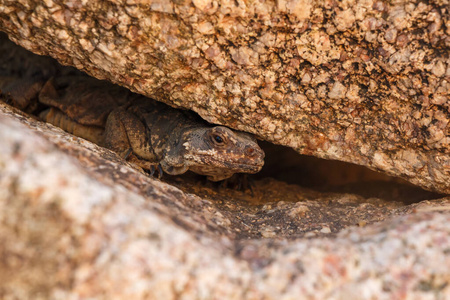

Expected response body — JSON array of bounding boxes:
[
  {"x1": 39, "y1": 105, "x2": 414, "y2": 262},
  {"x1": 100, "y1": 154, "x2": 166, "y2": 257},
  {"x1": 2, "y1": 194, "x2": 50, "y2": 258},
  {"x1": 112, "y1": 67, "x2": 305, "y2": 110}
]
[
  {"x1": 210, "y1": 133, "x2": 226, "y2": 146},
  {"x1": 214, "y1": 135, "x2": 223, "y2": 143}
]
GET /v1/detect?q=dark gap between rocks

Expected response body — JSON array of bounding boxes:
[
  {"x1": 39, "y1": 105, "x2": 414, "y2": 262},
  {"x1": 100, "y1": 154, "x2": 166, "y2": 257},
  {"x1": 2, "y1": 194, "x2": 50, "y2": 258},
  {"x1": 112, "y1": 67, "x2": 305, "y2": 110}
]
[{"x1": 256, "y1": 141, "x2": 443, "y2": 205}]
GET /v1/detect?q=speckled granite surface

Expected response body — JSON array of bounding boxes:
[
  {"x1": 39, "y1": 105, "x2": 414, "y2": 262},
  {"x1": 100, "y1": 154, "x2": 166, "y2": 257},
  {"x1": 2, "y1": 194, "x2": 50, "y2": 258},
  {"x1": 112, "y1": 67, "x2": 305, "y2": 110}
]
[
  {"x1": 1, "y1": 0, "x2": 449, "y2": 193},
  {"x1": 1, "y1": 103, "x2": 449, "y2": 299}
]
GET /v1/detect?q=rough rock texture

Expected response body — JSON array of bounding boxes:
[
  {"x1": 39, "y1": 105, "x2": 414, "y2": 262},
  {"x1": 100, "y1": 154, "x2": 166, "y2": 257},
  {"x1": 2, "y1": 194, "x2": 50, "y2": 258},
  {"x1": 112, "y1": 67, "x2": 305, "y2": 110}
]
[
  {"x1": 1, "y1": 2, "x2": 450, "y2": 298},
  {"x1": 0, "y1": 0, "x2": 449, "y2": 193},
  {"x1": 1, "y1": 102, "x2": 450, "y2": 299}
]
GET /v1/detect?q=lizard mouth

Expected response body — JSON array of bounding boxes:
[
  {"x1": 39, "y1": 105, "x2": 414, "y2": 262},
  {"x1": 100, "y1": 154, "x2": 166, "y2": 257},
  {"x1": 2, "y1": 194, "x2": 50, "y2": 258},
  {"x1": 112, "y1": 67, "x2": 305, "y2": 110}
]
[{"x1": 186, "y1": 153, "x2": 264, "y2": 173}]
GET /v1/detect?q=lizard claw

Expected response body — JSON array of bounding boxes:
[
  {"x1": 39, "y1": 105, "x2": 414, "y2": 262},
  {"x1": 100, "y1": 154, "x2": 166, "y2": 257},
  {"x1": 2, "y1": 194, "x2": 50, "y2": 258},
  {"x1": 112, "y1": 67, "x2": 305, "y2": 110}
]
[
  {"x1": 157, "y1": 164, "x2": 164, "y2": 179},
  {"x1": 149, "y1": 165, "x2": 156, "y2": 177},
  {"x1": 148, "y1": 164, "x2": 164, "y2": 179},
  {"x1": 123, "y1": 147, "x2": 133, "y2": 160}
]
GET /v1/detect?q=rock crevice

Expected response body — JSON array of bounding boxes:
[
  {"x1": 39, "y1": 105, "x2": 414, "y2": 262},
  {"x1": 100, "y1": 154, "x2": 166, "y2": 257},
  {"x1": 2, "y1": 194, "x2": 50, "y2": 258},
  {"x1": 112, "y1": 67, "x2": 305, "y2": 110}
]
[{"x1": 0, "y1": 0, "x2": 449, "y2": 192}]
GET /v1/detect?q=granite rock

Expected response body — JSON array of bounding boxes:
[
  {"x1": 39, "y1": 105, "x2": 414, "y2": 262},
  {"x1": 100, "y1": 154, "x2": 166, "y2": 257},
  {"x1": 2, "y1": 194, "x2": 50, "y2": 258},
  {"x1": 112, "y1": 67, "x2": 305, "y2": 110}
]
[
  {"x1": 0, "y1": 0, "x2": 449, "y2": 193},
  {"x1": 1, "y1": 99, "x2": 450, "y2": 299}
]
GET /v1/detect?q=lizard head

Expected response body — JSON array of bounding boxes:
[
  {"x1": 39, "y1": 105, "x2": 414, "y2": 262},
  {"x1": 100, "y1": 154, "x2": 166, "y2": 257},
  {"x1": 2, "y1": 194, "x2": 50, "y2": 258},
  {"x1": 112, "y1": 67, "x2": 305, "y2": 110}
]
[{"x1": 163, "y1": 126, "x2": 265, "y2": 181}]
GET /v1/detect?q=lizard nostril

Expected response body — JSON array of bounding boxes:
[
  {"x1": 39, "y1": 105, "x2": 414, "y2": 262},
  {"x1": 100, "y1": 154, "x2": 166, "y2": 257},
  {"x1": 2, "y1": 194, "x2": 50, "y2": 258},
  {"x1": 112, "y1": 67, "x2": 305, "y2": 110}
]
[{"x1": 246, "y1": 147, "x2": 255, "y2": 156}]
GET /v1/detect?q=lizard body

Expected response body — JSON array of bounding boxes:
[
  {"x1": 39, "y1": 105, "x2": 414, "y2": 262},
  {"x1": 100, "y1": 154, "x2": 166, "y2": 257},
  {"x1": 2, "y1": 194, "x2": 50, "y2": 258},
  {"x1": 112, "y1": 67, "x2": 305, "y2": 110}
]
[{"x1": 38, "y1": 76, "x2": 264, "y2": 181}]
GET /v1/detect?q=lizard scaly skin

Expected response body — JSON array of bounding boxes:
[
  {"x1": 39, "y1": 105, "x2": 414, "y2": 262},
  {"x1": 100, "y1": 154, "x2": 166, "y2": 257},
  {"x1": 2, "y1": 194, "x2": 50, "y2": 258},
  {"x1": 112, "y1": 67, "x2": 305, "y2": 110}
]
[{"x1": 38, "y1": 76, "x2": 265, "y2": 181}]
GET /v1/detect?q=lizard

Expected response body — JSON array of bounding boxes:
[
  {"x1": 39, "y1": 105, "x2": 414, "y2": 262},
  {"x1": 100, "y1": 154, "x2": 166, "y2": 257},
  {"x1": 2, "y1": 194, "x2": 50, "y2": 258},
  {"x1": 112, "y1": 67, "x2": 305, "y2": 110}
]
[{"x1": 37, "y1": 76, "x2": 265, "y2": 181}]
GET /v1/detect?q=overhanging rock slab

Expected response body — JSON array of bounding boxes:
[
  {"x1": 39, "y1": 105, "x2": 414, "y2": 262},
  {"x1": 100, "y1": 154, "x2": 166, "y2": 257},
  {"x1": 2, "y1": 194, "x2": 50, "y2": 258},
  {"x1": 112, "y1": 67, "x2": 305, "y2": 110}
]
[{"x1": 0, "y1": 0, "x2": 449, "y2": 193}]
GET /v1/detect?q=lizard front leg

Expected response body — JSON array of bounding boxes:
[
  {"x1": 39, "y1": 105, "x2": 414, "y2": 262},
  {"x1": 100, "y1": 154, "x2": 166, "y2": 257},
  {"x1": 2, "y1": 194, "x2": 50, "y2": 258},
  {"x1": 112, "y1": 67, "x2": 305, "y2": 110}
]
[{"x1": 104, "y1": 109, "x2": 159, "y2": 171}]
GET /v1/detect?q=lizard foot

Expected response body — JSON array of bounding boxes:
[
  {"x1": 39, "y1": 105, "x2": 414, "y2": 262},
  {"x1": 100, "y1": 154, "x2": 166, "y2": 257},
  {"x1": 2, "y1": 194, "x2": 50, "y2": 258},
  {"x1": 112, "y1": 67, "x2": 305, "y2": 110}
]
[{"x1": 220, "y1": 174, "x2": 255, "y2": 194}]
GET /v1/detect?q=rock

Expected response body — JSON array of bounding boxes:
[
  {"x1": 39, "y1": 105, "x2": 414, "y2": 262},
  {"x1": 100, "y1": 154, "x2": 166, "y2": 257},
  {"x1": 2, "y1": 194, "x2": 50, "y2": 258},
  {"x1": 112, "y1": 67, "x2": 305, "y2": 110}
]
[
  {"x1": 0, "y1": 1, "x2": 450, "y2": 298},
  {"x1": 0, "y1": 0, "x2": 449, "y2": 193},
  {"x1": 1, "y1": 102, "x2": 450, "y2": 299}
]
